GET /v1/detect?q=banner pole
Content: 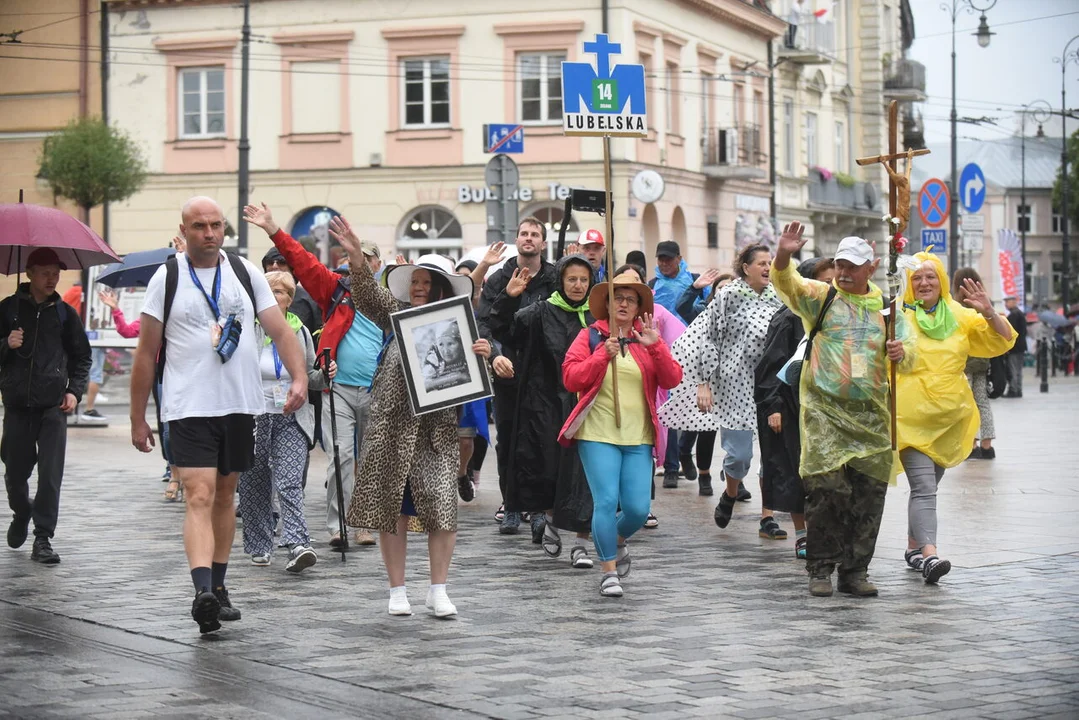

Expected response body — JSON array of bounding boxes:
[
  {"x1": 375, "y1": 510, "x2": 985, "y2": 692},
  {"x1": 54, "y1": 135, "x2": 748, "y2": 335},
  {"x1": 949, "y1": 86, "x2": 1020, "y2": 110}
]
[{"x1": 603, "y1": 134, "x2": 620, "y2": 428}]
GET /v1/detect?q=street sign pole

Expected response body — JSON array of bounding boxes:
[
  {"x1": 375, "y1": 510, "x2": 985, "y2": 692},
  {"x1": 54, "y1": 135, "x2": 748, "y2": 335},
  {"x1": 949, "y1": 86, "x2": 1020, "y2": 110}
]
[{"x1": 484, "y1": 154, "x2": 520, "y2": 245}]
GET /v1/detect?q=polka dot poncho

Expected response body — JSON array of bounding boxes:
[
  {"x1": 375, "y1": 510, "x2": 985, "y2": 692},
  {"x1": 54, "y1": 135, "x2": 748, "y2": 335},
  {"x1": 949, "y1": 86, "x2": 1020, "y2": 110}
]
[{"x1": 658, "y1": 278, "x2": 783, "y2": 432}]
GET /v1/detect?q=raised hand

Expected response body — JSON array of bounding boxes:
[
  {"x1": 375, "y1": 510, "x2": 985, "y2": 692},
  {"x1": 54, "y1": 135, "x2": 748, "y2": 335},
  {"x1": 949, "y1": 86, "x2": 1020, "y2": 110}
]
[
  {"x1": 777, "y1": 221, "x2": 808, "y2": 258},
  {"x1": 98, "y1": 288, "x2": 118, "y2": 309},
  {"x1": 328, "y1": 216, "x2": 362, "y2": 260},
  {"x1": 565, "y1": 243, "x2": 582, "y2": 256},
  {"x1": 172, "y1": 235, "x2": 186, "y2": 253},
  {"x1": 960, "y1": 278, "x2": 994, "y2": 317},
  {"x1": 505, "y1": 267, "x2": 532, "y2": 298},
  {"x1": 693, "y1": 268, "x2": 721, "y2": 290},
  {"x1": 395, "y1": 254, "x2": 408, "y2": 266},
  {"x1": 242, "y1": 202, "x2": 280, "y2": 236},
  {"x1": 633, "y1": 312, "x2": 661, "y2": 347},
  {"x1": 482, "y1": 242, "x2": 507, "y2": 267}
]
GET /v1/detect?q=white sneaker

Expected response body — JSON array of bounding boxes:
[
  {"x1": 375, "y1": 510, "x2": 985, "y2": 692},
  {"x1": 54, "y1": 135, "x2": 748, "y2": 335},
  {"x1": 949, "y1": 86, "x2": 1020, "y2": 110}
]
[
  {"x1": 425, "y1": 587, "x2": 458, "y2": 618},
  {"x1": 388, "y1": 592, "x2": 412, "y2": 616},
  {"x1": 285, "y1": 545, "x2": 317, "y2": 573},
  {"x1": 251, "y1": 553, "x2": 271, "y2": 566}
]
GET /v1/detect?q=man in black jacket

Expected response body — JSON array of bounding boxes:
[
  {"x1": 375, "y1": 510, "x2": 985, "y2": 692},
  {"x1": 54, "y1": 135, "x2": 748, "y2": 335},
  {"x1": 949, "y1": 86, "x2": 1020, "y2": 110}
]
[
  {"x1": 0, "y1": 248, "x2": 92, "y2": 564},
  {"x1": 477, "y1": 217, "x2": 558, "y2": 536},
  {"x1": 1003, "y1": 296, "x2": 1027, "y2": 397}
]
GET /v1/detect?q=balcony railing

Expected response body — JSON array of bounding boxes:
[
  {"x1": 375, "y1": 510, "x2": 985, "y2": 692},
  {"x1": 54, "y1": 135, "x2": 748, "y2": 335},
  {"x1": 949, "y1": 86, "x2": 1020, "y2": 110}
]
[
  {"x1": 884, "y1": 58, "x2": 927, "y2": 102},
  {"x1": 807, "y1": 167, "x2": 881, "y2": 214},
  {"x1": 702, "y1": 124, "x2": 766, "y2": 172},
  {"x1": 777, "y1": 8, "x2": 836, "y2": 63}
]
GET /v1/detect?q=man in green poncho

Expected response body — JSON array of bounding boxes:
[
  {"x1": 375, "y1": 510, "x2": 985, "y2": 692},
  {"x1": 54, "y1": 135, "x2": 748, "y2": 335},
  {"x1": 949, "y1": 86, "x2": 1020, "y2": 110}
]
[{"x1": 771, "y1": 223, "x2": 916, "y2": 598}]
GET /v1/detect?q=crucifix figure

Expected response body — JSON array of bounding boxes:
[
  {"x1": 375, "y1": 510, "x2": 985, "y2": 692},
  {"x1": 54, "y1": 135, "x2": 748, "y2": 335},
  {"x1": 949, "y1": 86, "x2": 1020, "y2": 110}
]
[{"x1": 854, "y1": 102, "x2": 931, "y2": 449}]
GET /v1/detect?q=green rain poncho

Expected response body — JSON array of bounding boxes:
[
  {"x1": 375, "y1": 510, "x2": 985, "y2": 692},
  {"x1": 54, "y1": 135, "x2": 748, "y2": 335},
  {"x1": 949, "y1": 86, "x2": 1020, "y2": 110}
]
[{"x1": 771, "y1": 262, "x2": 916, "y2": 485}]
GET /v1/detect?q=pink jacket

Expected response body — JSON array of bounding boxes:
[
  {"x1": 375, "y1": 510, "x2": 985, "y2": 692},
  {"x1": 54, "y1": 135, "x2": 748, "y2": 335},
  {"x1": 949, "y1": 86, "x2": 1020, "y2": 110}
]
[
  {"x1": 558, "y1": 318, "x2": 683, "y2": 455},
  {"x1": 111, "y1": 307, "x2": 140, "y2": 339},
  {"x1": 653, "y1": 304, "x2": 686, "y2": 458}
]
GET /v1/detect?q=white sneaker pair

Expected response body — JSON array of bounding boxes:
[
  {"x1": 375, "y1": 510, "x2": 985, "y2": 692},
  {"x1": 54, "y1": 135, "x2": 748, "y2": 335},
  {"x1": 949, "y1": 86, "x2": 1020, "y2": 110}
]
[{"x1": 386, "y1": 586, "x2": 458, "y2": 618}]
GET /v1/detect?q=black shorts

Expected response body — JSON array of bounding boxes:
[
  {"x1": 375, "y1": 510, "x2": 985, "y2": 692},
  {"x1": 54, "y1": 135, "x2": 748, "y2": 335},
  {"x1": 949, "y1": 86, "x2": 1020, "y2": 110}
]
[{"x1": 168, "y1": 414, "x2": 256, "y2": 475}]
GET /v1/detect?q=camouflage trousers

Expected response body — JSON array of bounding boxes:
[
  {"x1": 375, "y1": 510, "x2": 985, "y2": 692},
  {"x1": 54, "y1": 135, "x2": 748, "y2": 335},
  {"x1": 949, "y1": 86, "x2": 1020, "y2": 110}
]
[{"x1": 803, "y1": 465, "x2": 888, "y2": 577}]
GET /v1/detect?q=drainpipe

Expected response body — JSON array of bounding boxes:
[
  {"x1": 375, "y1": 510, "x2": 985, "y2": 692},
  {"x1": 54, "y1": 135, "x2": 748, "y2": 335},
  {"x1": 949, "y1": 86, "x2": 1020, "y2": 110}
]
[
  {"x1": 768, "y1": 39, "x2": 776, "y2": 222},
  {"x1": 100, "y1": 0, "x2": 109, "y2": 245}
]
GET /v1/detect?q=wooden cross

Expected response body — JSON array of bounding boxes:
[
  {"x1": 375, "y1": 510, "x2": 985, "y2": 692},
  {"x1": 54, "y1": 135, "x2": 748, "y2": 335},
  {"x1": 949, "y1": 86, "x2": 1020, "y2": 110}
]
[{"x1": 853, "y1": 101, "x2": 931, "y2": 450}]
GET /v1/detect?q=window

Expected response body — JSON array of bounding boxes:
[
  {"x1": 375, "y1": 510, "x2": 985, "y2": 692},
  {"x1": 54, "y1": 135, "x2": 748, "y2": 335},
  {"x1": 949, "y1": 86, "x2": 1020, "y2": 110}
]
[
  {"x1": 707, "y1": 218, "x2": 719, "y2": 249},
  {"x1": 179, "y1": 67, "x2": 225, "y2": 138},
  {"x1": 783, "y1": 99, "x2": 794, "y2": 173},
  {"x1": 805, "y1": 112, "x2": 818, "y2": 168},
  {"x1": 403, "y1": 57, "x2": 450, "y2": 127},
  {"x1": 834, "y1": 121, "x2": 845, "y2": 171},
  {"x1": 1018, "y1": 203, "x2": 1032, "y2": 234},
  {"x1": 1052, "y1": 261, "x2": 1064, "y2": 297},
  {"x1": 398, "y1": 206, "x2": 462, "y2": 260},
  {"x1": 519, "y1": 53, "x2": 564, "y2": 123},
  {"x1": 665, "y1": 63, "x2": 679, "y2": 133},
  {"x1": 1052, "y1": 206, "x2": 1064, "y2": 234},
  {"x1": 640, "y1": 54, "x2": 654, "y2": 127},
  {"x1": 290, "y1": 60, "x2": 340, "y2": 134},
  {"x1": 1025, "y1": 261, "x2": 1033, "y2": 299},
  {"x1": 701, "y1": 74, "x2": 712, "y2": 132}
]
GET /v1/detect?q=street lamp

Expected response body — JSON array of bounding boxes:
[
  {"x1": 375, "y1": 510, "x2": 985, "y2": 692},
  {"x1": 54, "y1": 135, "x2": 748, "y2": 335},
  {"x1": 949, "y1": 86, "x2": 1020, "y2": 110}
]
[
  {"x1": 942, "y1": 0, "x2": 996, "y2": 278},
  {"x1": 1052, "y1": 34, "x2": 1079, "y2": 315},
  {"x1": 1019, "y1": 100, "x2": 1052, "y2": 310}
]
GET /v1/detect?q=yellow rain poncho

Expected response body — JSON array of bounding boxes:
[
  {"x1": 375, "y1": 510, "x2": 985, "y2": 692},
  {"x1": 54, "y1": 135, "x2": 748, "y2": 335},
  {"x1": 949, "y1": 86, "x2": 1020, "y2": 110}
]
[
  {"x1": 771, "y1": 262, "x2": 916, "y2": 485},
  {"x1": 896, "y1": 252, "x2": 1016, "y2": 468}
]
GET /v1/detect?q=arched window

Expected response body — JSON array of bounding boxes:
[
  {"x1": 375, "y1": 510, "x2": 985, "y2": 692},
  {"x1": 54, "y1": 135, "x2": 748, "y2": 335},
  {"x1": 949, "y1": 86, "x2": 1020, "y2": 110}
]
[
  {"x1": 397, "y1": 205, "x2": 463, "y2": 261},
  {"x1": 289, "y1": 206, "x2": 341, "y2": 264},
  {"x1": 521, "y1": 202, "x2": 580, "y2": 261}
]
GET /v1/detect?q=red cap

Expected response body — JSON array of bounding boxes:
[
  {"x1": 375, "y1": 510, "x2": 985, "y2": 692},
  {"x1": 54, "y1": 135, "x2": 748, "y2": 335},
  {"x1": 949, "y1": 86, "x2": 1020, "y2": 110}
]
[
  {"x1": 577, "y1": 229, "x2": 604, "y2": 246},
  {"x1": 26, "y1": 248, "x2": 68, "y2": 270}
]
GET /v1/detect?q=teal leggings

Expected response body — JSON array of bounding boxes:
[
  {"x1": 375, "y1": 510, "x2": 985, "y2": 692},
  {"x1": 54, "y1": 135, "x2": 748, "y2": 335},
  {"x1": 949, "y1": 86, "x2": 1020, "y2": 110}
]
[{"x1": 577, "y1": 441, "x2": 653, "y2": 562}]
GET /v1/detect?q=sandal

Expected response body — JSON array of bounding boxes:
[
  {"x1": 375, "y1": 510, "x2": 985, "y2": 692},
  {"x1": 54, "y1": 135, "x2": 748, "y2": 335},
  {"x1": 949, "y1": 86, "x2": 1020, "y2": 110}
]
[
  {"x1": 164, "y1": 479, "x2": 181, "y2": 502},
  {"x1": 644, "y1": 512, "x2": 659, "y2": 529},
  {"x1": 570, "y1": 545, "x2": 593, "y2": 569},
  {"x1": 541, "y1": 521, "x2": 562, "y2": 558},
  {"x1": 795, "y1": 536, "x2": 807, "y2": 560},
  {"x1": 759, "y1": 516, "x2": 788, "y2": 540},
  {"x1": 494, "y1": 505, "x2": 505, "y2": 524}
]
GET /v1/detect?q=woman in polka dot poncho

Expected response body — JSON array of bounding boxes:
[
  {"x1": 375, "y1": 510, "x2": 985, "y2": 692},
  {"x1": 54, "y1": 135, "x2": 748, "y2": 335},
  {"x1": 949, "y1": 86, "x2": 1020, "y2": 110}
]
[{"x1": 658, "y1": 244, "x2": 785, "y2": 536}]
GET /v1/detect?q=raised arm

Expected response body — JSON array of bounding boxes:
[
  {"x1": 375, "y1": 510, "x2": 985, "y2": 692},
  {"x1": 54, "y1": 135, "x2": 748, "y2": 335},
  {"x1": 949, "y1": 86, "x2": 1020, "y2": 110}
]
[
  {"x1": 244, "y1": 202, "x2": 340, "y2": 308},
  {"x1": 328, "y1": 215, "x2": 399, "y2": 332}
]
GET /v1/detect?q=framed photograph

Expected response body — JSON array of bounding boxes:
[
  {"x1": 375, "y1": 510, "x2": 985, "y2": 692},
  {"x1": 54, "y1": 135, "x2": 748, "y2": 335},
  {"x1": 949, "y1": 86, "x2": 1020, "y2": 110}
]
[{"x1": 391, "y1": 295, "x2": 493, "y2": 415}]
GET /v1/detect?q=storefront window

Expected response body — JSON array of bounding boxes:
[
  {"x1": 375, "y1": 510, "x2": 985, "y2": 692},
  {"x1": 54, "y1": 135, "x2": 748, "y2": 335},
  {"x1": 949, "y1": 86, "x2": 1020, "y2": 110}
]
[
  {"x1": 398, "y1": 205, "x2": 463, "y2": 261},
  {"x1": 522, "y1": 203, "x2": 579, "y2": 261}
]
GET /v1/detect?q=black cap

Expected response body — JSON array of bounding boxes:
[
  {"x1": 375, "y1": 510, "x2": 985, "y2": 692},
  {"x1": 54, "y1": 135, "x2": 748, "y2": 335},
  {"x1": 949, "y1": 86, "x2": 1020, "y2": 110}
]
[
  {"x1": 455, "y1": 259, "x2": 478, "y2": 273},
  {"x1": 625, "y1": 250, "x2": 647, "y2": 268},
  {"x1": 262, "y1": 247, "x2": 289, "y2": 269},
  {"x1": 656, "y1": 241, "x2": 680, "y2": 259}
]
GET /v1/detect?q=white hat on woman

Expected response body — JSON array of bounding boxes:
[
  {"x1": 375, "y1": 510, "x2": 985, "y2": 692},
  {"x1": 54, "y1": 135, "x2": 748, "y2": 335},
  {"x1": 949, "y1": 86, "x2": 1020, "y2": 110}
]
[{"x1": 385, "y1": 253, "x2": 473, "y2": 303}]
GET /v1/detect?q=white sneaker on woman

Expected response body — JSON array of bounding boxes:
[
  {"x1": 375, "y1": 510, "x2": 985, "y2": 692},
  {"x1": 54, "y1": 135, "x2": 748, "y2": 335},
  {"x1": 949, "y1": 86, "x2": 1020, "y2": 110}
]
[
  {"x1": 425, "y1": 586, "x2": 458, "y2": 618},
  {"x1": 388, "y1": 588, "x2": 412, "y2": 616}
]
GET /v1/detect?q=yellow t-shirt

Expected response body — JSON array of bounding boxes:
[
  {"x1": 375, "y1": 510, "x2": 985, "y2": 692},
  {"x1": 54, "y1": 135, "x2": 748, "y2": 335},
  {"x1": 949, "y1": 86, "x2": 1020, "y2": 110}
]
[{"x1": 576, "y1": 351, "x2": 655, "y2": 447}]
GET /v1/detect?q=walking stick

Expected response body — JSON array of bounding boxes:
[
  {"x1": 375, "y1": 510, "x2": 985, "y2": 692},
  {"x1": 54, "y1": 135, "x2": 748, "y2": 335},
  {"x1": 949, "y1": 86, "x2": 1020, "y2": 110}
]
[
  {"x1": 556, "y1": 196, "x2": 572, "y2": 259},
  {"x1": 319, "y1": 348, "x2": 348, "y2": 561}
]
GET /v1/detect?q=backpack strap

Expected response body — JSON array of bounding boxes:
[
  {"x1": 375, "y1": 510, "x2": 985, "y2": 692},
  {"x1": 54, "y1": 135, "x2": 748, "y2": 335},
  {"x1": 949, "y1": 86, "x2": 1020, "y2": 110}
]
[
  {"x1": 588, "y1": 326, "x2": 607, "y2": 353},
  {"x1": 322, "y1": 276, "x2": 353, "y2": 324},
  {"x1": 156, "y1": 255, "x2": 180, "y2": 383},
  {"x1": 225, "y1": 252, "x2": 257, "y2": 311},
  {"x1": 805, "y1": 286, "x2": 837, "y2": 362}
]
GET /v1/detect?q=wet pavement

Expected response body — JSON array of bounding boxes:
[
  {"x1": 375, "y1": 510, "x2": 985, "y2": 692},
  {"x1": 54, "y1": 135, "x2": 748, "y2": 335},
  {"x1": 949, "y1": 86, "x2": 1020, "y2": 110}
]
[{"x1": 2, "y1": 370, "x2": 1078, "y2": 719}]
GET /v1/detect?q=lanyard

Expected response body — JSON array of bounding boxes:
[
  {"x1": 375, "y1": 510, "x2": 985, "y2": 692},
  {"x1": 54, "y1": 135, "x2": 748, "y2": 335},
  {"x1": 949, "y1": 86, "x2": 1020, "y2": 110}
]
[
  {"x1": 271, "y1": 342, "x2": 283, "y2": 380},
  {"x1": 188, "y1": 258, "x2": 222, "y2": 319}
]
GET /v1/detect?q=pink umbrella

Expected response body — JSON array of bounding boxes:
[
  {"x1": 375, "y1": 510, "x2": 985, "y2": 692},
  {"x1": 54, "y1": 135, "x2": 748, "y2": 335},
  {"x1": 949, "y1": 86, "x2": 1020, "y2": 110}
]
[{"x1": 0, "y1": 202, "x2": 120, "y2": 275}]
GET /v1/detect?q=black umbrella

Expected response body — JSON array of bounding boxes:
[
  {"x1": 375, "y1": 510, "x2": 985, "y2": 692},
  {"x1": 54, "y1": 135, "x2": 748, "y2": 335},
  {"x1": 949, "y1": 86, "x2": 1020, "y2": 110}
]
[{"x1": 96, "y1": 247, "x2": 176, "y2": 288}]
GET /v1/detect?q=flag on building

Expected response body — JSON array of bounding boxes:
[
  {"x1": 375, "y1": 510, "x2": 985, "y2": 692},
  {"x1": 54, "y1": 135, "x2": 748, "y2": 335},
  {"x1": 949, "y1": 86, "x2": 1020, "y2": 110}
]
[{"x1": 997, "y1": 228, "x2": 1024, "y2": 309}]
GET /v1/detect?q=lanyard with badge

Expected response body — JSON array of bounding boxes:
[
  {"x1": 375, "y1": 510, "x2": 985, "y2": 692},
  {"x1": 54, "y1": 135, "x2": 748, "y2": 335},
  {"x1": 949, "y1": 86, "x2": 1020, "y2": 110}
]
[
  {"x1": 270, "y1": 341, "x2": 288, "y2": 407},
  {"x1": 189, "y1": 258, "x2": 242, "y2": 363}
]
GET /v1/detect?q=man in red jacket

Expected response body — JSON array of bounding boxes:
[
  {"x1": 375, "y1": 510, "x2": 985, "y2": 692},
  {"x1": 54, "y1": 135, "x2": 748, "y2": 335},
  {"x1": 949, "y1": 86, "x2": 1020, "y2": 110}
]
[{"x1": 244, "y1": 203, "x2": 382, "y2": 548}]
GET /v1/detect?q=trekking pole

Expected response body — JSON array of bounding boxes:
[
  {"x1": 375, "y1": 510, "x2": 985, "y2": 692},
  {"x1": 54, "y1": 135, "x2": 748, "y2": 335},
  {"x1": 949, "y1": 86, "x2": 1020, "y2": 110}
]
[{"x1": 320, "y1": 348, "x2": 348, "y2": 561}]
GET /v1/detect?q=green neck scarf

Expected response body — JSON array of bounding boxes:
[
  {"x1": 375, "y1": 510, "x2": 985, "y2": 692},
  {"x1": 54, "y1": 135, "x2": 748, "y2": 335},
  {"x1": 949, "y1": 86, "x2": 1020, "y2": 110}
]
[
  {"x1": 262, "y1": 311, "x2": 304, "y2": 345},
  {"x1": 547, "y1": 290, "x2": 588, "y2": 327},
  {"x1": 834, "y1": 280, "x2": 885, "y2": 313},
  {"x1": 904, "y1": 299, "x2": 958, "y2": 340}
]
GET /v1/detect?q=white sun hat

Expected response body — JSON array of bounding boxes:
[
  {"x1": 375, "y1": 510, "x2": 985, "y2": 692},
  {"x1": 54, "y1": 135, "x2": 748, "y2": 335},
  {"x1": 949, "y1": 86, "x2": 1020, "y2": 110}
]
[{"x1": 385, "y1": 253, "x2": 473, "y2": 304}]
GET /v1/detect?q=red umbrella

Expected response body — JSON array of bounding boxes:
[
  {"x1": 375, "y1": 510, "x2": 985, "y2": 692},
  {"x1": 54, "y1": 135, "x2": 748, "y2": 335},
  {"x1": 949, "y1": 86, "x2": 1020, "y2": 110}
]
[{"x1": 0, "y1": 202, "x2": 120, "y2": 275}]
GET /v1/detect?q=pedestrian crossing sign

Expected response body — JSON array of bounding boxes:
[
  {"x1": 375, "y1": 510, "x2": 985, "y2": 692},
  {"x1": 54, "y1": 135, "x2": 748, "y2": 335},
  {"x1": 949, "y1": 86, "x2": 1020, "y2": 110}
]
[{"x1": 562, "y1": 34, "x2": 647, "y2": 137}]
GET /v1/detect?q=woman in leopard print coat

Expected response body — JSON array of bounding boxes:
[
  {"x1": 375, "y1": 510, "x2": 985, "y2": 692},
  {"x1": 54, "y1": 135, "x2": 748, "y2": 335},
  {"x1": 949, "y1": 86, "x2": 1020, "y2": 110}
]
[{"x1": 331, "y1": 217, "x2": 489, "y2": 619}]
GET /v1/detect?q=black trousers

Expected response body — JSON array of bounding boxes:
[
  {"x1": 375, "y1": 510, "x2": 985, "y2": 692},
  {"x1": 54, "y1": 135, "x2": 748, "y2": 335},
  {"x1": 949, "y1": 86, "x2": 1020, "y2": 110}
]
[
  {"x1": 2, "y1": 406, "x2": 67, "y2": 539},
  {"x1": 491, "y1": 383, "x2": 517, "y2": 503}
]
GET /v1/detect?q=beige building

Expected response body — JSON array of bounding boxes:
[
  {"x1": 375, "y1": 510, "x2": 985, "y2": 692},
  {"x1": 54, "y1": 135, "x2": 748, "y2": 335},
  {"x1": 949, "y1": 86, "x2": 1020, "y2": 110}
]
[
  {"x1": 772, "y1": 0, "x2": 923, "y2": 255},
  {"x1": 104, "y1": 0, "x2": 788, "y2": 271},
  {"x1": 0, "y1": 0, "x2": 103, "y2": 297}
]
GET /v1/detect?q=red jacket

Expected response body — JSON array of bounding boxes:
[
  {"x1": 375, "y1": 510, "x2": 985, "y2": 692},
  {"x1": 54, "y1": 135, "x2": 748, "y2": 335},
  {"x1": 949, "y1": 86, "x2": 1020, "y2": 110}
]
[
  {"x1": 270, "y1": 229, "x2": 353, "y2": 360},
  {"x1": 558, "y1": 319, "x2": 683, "y2": 451}
]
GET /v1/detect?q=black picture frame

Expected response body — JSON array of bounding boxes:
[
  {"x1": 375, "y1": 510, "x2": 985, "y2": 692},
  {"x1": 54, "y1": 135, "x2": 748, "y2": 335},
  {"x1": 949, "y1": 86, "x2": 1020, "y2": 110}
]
[{"x1": 390, "y1": 294, "x2": 493, "y2": 416}]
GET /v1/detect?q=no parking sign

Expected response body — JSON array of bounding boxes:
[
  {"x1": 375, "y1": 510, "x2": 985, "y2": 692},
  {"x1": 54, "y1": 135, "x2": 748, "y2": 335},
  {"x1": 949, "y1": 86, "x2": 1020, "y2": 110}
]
[{"x1": 918, "y1": 178, "x2": 950, "y2": 228}]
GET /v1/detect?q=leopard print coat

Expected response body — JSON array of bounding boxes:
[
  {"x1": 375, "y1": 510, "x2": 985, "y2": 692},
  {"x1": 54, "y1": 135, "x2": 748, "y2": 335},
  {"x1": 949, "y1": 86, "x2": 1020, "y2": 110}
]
[{"x1": 344, "y1": 261, "x2": 459, "y2": 534}]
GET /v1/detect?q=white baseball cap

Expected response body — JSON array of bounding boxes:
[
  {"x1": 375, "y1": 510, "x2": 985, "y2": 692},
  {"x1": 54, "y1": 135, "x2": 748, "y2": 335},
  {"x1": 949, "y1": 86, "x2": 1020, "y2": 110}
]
[
  {"x1": 833, "y1": 236, "x2": 874, "y2": 266},
  {"x1": 577, "y1": 229, "x2": 604, "y2": 246}
]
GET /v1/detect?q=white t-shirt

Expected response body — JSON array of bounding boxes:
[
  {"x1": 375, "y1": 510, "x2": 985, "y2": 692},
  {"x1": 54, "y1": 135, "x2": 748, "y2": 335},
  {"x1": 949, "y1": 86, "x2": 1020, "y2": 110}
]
[
  {"x1": 258, "y1": 340, "x2": 292, "y2": 415},
  {"x1": 143, "y1": 251, "x2": 277, "y2": 422}
]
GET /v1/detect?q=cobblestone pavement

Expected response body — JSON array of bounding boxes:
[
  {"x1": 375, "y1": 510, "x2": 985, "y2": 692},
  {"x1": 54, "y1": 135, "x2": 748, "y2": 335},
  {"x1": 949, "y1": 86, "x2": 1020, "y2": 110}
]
[{"x1": 2, "y1": 372, "x2": 1078, "y2": 719}]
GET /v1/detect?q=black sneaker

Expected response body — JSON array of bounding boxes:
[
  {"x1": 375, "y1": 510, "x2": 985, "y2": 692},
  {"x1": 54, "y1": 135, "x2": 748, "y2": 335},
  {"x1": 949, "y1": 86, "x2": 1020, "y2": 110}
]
[
  {"x1": 713, "y1": 491, "x2": 737, "y2": 529},
  {"x1": 662, "y1": 470, "x2": 678, "y2": 489},
  {"x1": 213, "y1": 587, "x2": 241, "y2": 621},
  {"x1": 530, "y1": 513, "x2": 546, "y2": 544},
  {"x1": 922, "y1": 556, "x2": 952, "y2": 584},
  {"x1": 679, "y1": 454, "x2": 698, "y2": 481},
  {"x1": 7, "y1": 515, "x2": 29, "y2": 549},
  {"x1": 698, "y1": 473, "x2": 713, "y2": 497},
  {"x1": 967, "y1": 446, "x2": 983, "y2": 460},
  {"x1": 500, "y1": 511, "x2": 521, "y2": 535},
  {"x1": 735, "y1": 481, "x2": 752, "y2": 502},
  {"x1": 192, "y1": 590, "x2": 222, "y2": 633},
  {"x1": 457, "y1": 475, "x2": 475, "y2": 502},
  {"x1": 30, "y1": 536, "x2": 60, "y2": 564},
  {"x1": 979, "y1": 447, "x2": 996, "y2": 460}
]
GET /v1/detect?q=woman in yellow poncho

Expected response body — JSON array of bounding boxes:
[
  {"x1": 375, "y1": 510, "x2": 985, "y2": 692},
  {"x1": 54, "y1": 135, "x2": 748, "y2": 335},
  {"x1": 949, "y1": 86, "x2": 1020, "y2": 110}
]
[{"x1": 896, "y1": 252, "x2": 1015, "y2": 585}]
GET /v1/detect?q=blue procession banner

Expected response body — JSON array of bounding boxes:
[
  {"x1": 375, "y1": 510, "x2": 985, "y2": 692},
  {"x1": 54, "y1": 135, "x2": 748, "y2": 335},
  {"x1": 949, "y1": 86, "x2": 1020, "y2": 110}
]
[{"x1": 561, "y1": 34, "x2": 648, "y2": 138}]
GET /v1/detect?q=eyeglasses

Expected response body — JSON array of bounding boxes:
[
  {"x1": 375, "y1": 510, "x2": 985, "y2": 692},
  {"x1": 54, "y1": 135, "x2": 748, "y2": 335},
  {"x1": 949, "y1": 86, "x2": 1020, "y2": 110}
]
[{"x1": 613, "y1": 295, "x2": 639, "y2": 306}]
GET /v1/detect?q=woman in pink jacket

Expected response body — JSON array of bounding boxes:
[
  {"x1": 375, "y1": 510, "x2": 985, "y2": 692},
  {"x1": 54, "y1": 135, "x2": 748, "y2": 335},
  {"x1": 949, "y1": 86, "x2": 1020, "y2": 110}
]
[{"x1": 559, "y1": 274, "x2": 682, "y2": 598}]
